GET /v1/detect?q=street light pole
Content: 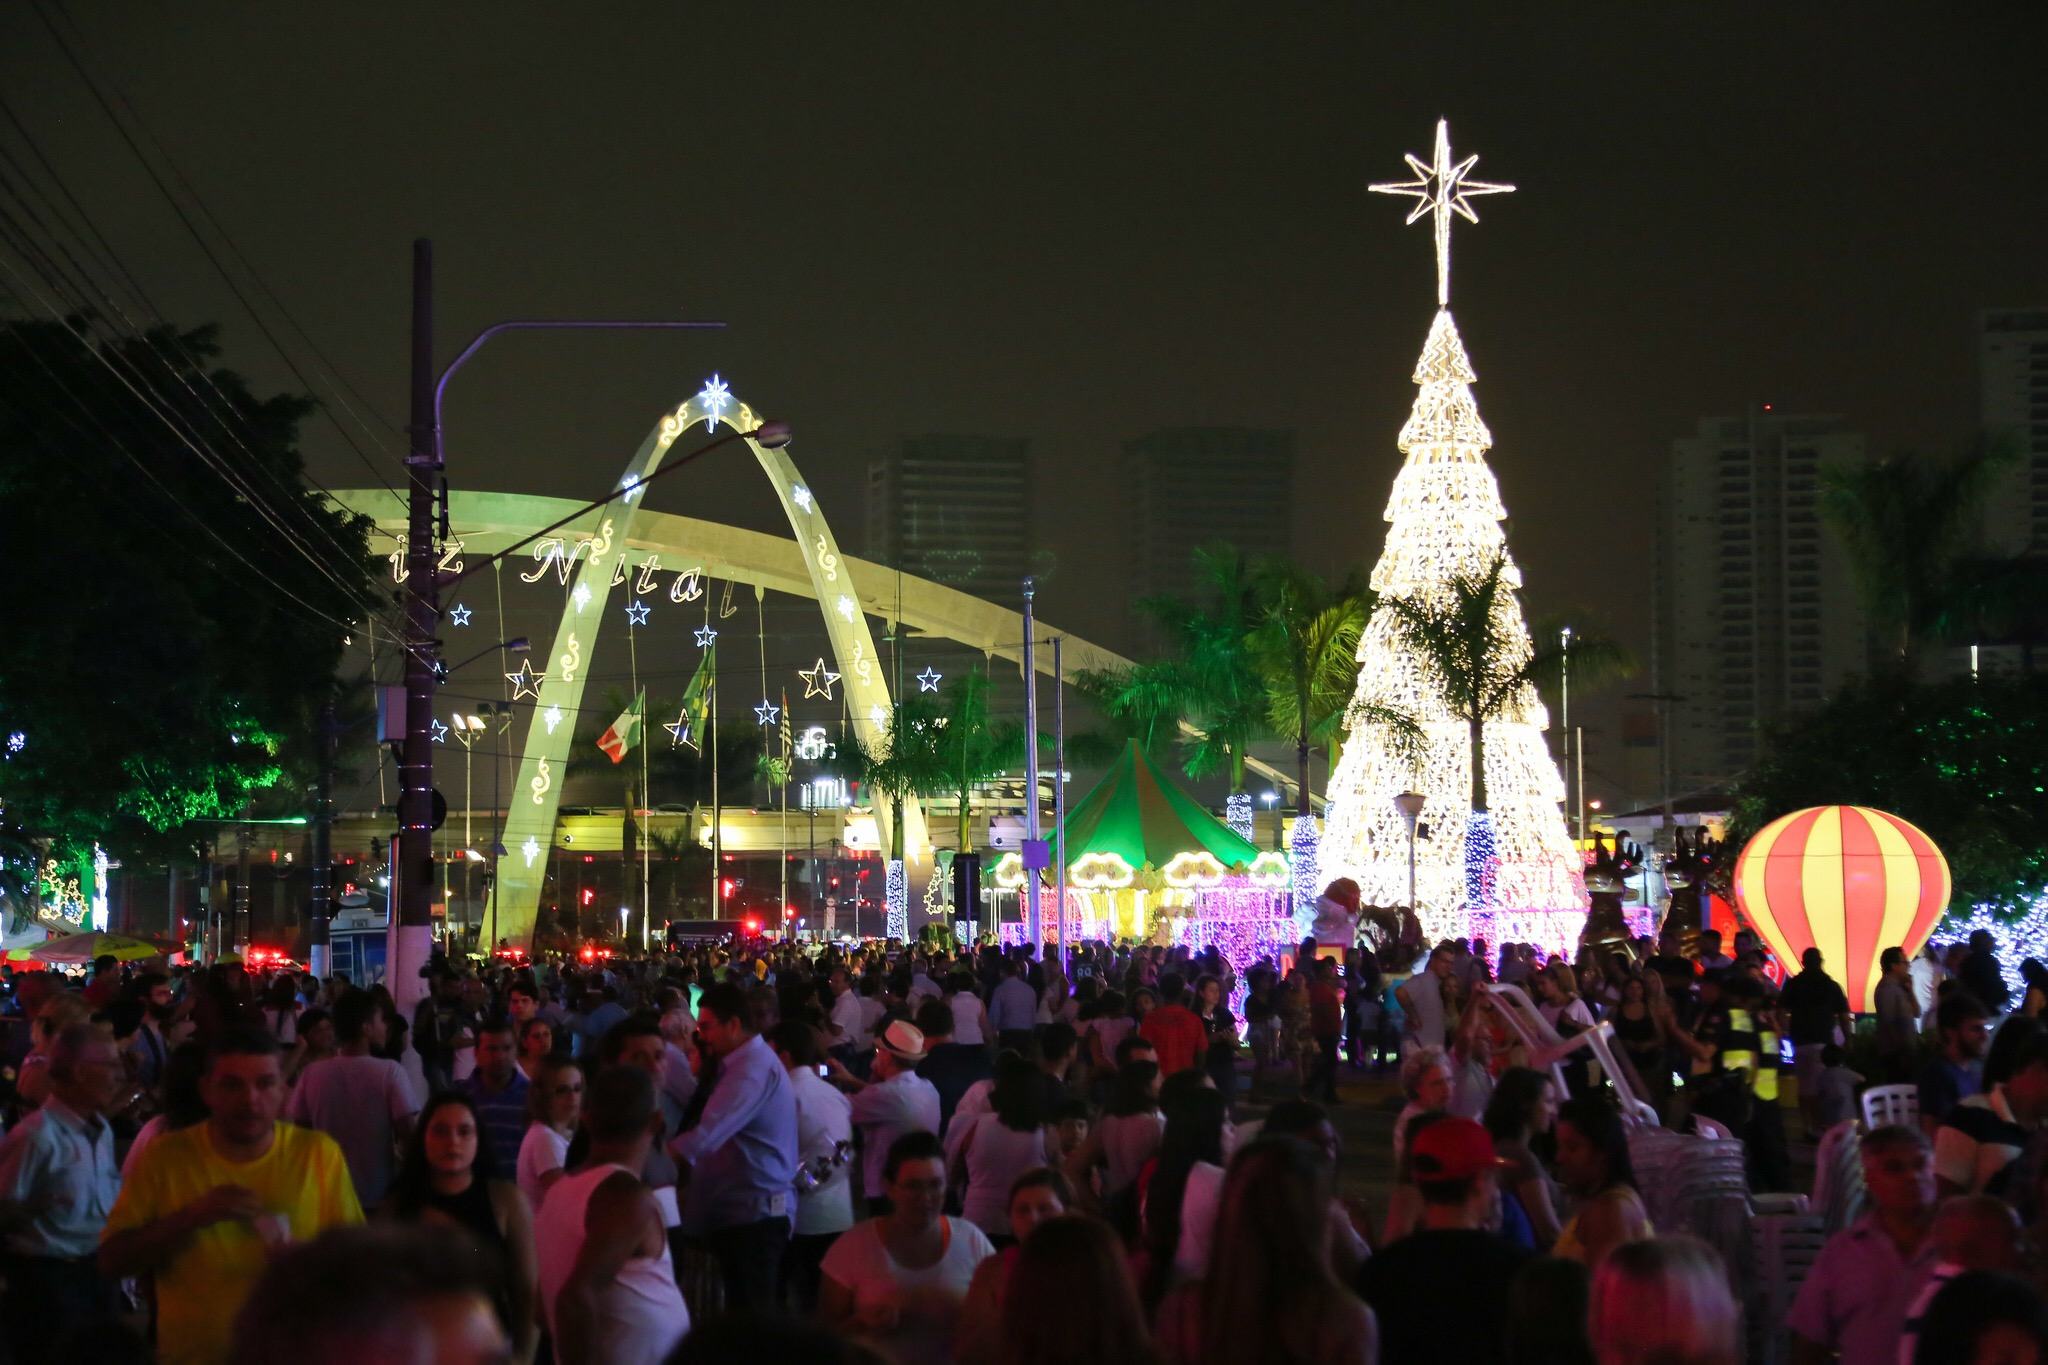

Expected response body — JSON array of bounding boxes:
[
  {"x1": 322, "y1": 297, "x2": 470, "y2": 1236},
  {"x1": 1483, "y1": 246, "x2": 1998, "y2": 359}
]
[
  {"x1": 1021, "y1": 577, "x2": 1042, "y2": 949},
  {"x1": 1395, "y1": 790, "x2": 1426, "y2": 941},
  {"x1": 395, "y1": 237, "x2": 730, "y2": 1009}
]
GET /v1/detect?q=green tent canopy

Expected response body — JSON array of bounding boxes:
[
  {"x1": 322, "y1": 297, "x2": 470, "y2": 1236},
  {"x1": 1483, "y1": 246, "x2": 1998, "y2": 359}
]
[{"x1": 1058, "y1": 740, "x2": 1262, "y2": 871}]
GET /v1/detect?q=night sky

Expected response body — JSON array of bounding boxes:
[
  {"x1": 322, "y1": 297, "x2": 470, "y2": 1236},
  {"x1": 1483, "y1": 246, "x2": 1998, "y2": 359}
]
[{"x1": 6, "y1": 3, "x2": 2046, "y2": 800}]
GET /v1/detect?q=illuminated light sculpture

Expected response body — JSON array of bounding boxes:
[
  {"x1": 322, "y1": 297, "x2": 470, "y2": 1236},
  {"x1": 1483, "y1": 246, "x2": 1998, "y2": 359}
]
[
  {"x1": 572, "y1": 582, "x2": 592, "y2": 614},
  {"x1": 754, "y1": 700, "x2": 780, "y2": 727},
  {"x1": 521, "y1": 836, "x2": 540, "y2": 868},
  {"x1": 1072, "y1": 852, "x2": 1136, "y2": 889},
  {"x1": 542, "y1": 705, "x2": 563, "y2": 734},
  {"x1": 448, "y1": 604, "x2": 472, "y2": 627},
  {"x1": 1733, "y1": 805, "x2": 1952, "y2": 1012},
  {"x1": 1224, "y1": 792, "x2": 1255, "y2": 842},
  {"x1": 992, "y1": 852, "x2": 1027, "y2": 890},
  {"x1": 792, "y1": 485, "x2": 812, "y2": 512},
  {"x1": 1163, "y1": 851, "x2": 1229, "y2": 889},
  {"x1": 916, "y1": 667, "x2": 942, "y2": 693},
  {"x1": 1177, "y1": 877, "x2": 1298, "y2": 1022},
  {"x1": 1319, "y1": 120, "x2": 1585, "y2": 953},
  {"x1": 698, "y1": 374, "x2": 734, "y2": 431},
  {"x1": 624, "y1": 601, "x2": 651, "y2": 626},
  {"x1": 1290, "y1": 818, "x2": 1322, "y2": 933},
  {"x1": 1939, "y1": 901, "x2": 2048, "y2": 1002},
  {"x1": 1247, "y1": 852, "x2": 1291, "y2": 887},
  {"x1": 836, "y1": 594, "x2": 858, "y2": 623},
  {"x1": 694, "y1": 625, "x2": 719, "y2": 648},
  {"x1": 430, "y1": 718, "x2": 450, "y2": 745},
  {"x1": 800, "y1": 659, "x2": 841, "y2": 700},
  {"x1": 885, "y1": 859, "x2": 908, "y2": 941},
  {"x1": 506, "y1": 659, "x2": 546, "y2": 701}
]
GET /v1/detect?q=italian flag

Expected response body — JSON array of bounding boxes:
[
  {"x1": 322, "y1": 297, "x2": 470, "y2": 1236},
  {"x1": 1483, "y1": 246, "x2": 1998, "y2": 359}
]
[{"x1": 596, "y1": 690, "x2": 644, "y2": 764}]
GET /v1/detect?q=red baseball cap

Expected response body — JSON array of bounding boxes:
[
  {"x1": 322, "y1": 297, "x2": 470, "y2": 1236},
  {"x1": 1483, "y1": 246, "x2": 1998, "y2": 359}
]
[{"x1": 1409, "y1": 1116, "x2": 1508, "y2": 1183}]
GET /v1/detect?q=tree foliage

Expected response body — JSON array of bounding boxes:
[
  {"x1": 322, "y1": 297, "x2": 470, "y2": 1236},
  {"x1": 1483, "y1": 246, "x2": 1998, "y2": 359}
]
[
  {"x1": 0, "y1": 319, "x2": 375, "y2": 866},
  {"x1": 1731, "y1": 674, "x2": 2048, "y2": 915}
]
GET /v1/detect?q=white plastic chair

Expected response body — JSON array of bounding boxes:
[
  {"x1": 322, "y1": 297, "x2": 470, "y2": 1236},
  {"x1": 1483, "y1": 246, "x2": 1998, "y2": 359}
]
[
  {"x1": 1750, "y1": 1212, "x2": 1830, "y2": 1365},
  {"x1": 1691, "y1": 1113, "x2": 1736, "y2": 1141},
  {"x1": 1860, "y1": 1082, "x2": 1919, "y2": 1131},
  {"x1": 1473, "y1": 983, "x2": 1648, "y2": 1120},
  {"x1": 1810, "y1": 1119, "x2": 1866, "y2": 1234}
]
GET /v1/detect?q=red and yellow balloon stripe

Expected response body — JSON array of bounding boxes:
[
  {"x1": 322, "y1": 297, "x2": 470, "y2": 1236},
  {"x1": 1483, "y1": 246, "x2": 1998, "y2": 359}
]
[{"x1": 1733, "y1": 805, "x2": 1951, "y2": 1012}]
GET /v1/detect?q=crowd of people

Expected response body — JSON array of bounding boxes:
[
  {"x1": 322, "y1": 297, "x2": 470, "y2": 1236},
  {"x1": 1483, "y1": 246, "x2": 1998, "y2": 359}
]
[{"x1": 0, "y1": 905, "x2": 2041, "y2": 1363}]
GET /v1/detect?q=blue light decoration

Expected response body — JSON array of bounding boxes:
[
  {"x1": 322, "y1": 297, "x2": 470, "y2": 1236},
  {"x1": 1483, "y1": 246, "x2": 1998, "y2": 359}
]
[
  {"x1": 885, "y1": 860, "x2": 908, "y2": 941},
  {"x1": 916, "y1": 666, "x2": 942, "y2": 693},
  {"x1": 430, "y1": 718, "x2": 450, "y2": 744},
  {"x1": 694, "y1": 626, "x2": 719, "y2": 648},
  {"x1": 448, "y1": 603, "x2": 473, "y2": 626},
  {"x1": 1290, "y1": 817, "x2": 1322, "y2": 936},
  {"x1": 4, "y1": 731, "x2": 23, "y2": 758},
  {"x1": 754, "y1": 700, "x2": 780, "y2": 727},
  {"x1": 1464, "y1": 808, "x2": 1499, "y2": 918},
  {"x1": 699, "y1": 374, "x2": 733, "y2": 431},
  {"x1": 1225, "y1": 792, "x2": 1255, "y2": 842},
  {"x1": 624, "y1": 601, "x2": 651, "y2": 626}
]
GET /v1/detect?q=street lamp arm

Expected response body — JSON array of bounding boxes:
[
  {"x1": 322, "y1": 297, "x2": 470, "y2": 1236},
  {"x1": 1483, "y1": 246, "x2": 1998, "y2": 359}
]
[{"x1": 431, "y1": 320, "x2": 726, "y2": 444}]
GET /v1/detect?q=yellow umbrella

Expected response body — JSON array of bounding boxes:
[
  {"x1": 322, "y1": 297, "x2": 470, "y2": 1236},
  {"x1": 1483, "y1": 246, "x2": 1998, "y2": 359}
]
[{"x1": 29, "y1": 932, "x2": 178, "y2": 964}]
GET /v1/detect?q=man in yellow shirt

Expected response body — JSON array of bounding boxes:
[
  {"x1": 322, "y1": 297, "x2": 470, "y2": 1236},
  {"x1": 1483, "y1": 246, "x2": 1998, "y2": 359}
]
[{"x1": 101, "y1": 1026, "x2": 362, "y2": 1365}]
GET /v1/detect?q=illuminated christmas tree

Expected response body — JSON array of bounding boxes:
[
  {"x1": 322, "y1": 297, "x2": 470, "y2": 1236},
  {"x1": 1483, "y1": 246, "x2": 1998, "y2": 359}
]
[{"x1": 1317, "y1": 121, "x2": 1586, "y2": 952}]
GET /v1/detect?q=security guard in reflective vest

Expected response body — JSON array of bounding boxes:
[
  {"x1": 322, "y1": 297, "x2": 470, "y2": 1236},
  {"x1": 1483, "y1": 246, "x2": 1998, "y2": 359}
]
[{"x1": 1699, "y1": 972, "x2": 1790, "y2": 1190}]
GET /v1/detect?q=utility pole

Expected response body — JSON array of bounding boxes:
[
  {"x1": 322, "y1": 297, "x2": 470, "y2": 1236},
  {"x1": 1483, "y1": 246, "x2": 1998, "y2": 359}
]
[
  {"x1": 309, "y1": 699, "x2": 336, "y2": 978},
  {"x1": 1021, "y1": 577, "x2": 1042, "y2": 948},
  {"x1": 396, "y1": 238, "x2": 441, "y2": 1013},
  {"x1": 1052, "y1": 635, "x2": 1066, "y2": 977}
]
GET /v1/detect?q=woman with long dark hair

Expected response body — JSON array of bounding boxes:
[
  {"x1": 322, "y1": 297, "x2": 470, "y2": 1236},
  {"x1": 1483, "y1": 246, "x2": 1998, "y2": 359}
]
[
  {"x1": 1552, "y1": 1095, "x2": 1651, "y2": 1268},
  {"x1": 1159, "y1": 1138, "x2": 1376, "y2": 1365},
  {"x1": 384, "y1": 1092, "x2": 539, "y2": 1361},
  {"x1": 1140, "y1": 1075, "x2": 1231, "y2": 1304},
  {"x1": 994, "y1": 1215, "x2": 1161, "y2": 1365},
  {"x1": 1063, "y1": 1058, "x2": 1163, "y2": 1213},
  {"x1": 1481, "y1": 1066, "x2": 1561, "y2": 1248},
  {"x1": 950, "y1": 1052, "x2": 1056, "y2": 1242}
]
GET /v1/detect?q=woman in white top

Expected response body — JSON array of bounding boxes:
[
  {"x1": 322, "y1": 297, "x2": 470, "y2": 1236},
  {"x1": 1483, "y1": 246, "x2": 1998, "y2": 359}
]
[
  {"x1": 946, "y1": 973, "x2": 989, "y2": 1047},
  {"x1": 821, "y1": 1131, "x2": 996, "y2": 1365},
  {"x1": 515, "y1": 1056, "x2": 581, "y2": 1209},
  {"x1": 949, "y1": 1054, "x2": 1057, "y2": 1240}
]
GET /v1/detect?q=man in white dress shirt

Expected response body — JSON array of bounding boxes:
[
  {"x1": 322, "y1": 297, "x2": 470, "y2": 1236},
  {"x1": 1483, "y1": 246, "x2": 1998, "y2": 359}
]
[{"x1": 838, "y1": 1020, "x2": 941, "y2": 1214}]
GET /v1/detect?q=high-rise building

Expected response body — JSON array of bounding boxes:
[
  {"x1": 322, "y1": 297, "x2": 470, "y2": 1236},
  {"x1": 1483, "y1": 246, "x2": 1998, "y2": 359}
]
[
  {"x1": 1652, "y1": 408, "x2": 1869, "y2": 793},
  {"x1": 866, "y1": 435, "x2": 1031, "y2": 607},
  {"x1": 1980, "y1": 309, "x2": 2048, "y2": 555},
  {"x1": 1123, "y1": 427, "x2": 1294, "y2": 622}
]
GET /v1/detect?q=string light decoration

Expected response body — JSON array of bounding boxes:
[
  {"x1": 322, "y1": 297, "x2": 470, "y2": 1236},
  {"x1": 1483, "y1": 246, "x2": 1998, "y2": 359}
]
[
  {"x1": 1940, "y1": 901, "x2": 2048, "y2": 1000},
  {"x1": 624, "y1": 601, "x2": 651, "y2": 626},
  {"x1": 916, "y1": 667, "x2": 942, "y2": 693},
  {"x1": 694, "y1": 625, "x2": 718, "y2": 648},
  {"x1": 1072, "y1": 852, "x2": 1136, "y2": 889},
  {"x1": 1224, "y1": 792, "x2": 1255, "y2": 841},
  {"x1": 521, "y1": 836, "x2": 541, "y2": 868},
  {"x1": 1177, "y1": 878, "x2": 1297, "y2": 1023},
  {"x1": 799, "y1": 659, "x2": 841, "y2": 700},
  {"x1": 506, "y1": 660, "x2": 546, "y2": 701},
  {"x1": 542, "y1": 705, "x2": 564, "y2": 734},
  {"x1": 1247, "y1": 852, "x2": 1291, "y2": 886},
  {"x1": 885, "y1": 859, "x2": 908, "y2": 941},
  {"x1": 448, "y1": 604, "x2": 472, "y2": 626},
  {"x1": 792, "y1": 485, "x2": 813, "y2": 512},
  {"x1": 1290, "y1": 818, "x2": 1322, "y2": 934},
  {"x1": 754, "y1": 700, "x2": 781, "y2": 727},
  {"x1": 1163, "y1": 851, "x2": 1228, "y2": 888},
  {"x1": 430, "y1": 718, "x2": 450, "y2": 744},
  {"x1": 698, "y1": 373, "x2": 733, "y2": 431},
  {"x1": 1319, "y1": 121, "x2": 1586, "y2": 950},
  {"x1": 836, "y1": 594, "x2": 858, "y2": 623}
]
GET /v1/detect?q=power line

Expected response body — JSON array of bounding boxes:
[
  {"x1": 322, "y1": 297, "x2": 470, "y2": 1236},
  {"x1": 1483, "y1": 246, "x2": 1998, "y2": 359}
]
[{"x1": 28, "y1": 0, "x2": 406, "y2": 512}]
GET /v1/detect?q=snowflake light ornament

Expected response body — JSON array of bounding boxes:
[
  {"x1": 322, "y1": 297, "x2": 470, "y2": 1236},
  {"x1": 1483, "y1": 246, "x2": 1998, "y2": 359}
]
[{"x1": 698, "y1": 374, "x2": 733, "y2": 431}]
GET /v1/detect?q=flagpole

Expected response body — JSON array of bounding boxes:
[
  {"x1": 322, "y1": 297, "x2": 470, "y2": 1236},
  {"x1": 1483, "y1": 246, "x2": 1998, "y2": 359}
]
[{"x1": 711, "y1": 665, "x2": 721, "y2": 922}]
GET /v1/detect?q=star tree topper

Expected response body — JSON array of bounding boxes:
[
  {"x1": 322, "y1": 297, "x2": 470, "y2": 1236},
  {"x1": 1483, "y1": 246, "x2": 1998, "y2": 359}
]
[{"x1": 1369, "y1": 118, "x2": 1514, "y2": 307}]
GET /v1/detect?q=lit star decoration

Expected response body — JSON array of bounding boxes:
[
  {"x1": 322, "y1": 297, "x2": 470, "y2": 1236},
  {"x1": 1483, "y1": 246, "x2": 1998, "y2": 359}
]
[
  {"x1": 694, "y1": 626, "x2": 719, "y2": 648},
  {"x1": 430, "y1": 718, "x2": 449, "y2": 744},
  {"x1": 620, "y1": 473, "x2": 643, "y2": 503},
  {"x1": 448, "y1": 603, "x2": 472, "y2": 627},
  {"x1": 624, "y1": 601, "x2": 651, "y2": 626},
  {"x1": 755, "y1": 700, "x2": 781, "y2": 727},
  {"x1": 1368, "y1": 117, "x2": 1514, "y2": 308},
  {"x1": 543, "y1": 705, "x2": 564, "y2": 734},
  {"x1": 698, "y1": 374, "x2": 733, "y2": 431},
  {"x1": 799, "y1": 659, "x2": 841, "y2": 700},
  {"x1": 869, "y1": 703, "x2": 889, "y2": 727},
  {"x1": 836, "y1": 594, "x2": 857, "y2": 623},
  {"x1": 506, "y1": 660, "x2": 546, "y2": 701},
  {"x1": 4, "y1": 732, "x2": 22, "y2": 756},
  {"x1": 916, "y1": 667, "x2": 941, "y2": 693},
  {"x1": 662, "y1": 713, "x2": 693, "y2": 749},
  {"x1": 520, "y1": 836, "x2": 540, "y2": 868},
  {"x1": 572, "y1": 582, "x2": 592, "y2": 613},
  {"x1": 792, "y1": 485, "x2": 813, "y2": 512}
]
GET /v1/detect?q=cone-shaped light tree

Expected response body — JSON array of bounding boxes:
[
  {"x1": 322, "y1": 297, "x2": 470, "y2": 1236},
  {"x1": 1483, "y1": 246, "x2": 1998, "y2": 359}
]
[{"x1": 1317, "y1": 121, "x2": 1589, "y2": 953}]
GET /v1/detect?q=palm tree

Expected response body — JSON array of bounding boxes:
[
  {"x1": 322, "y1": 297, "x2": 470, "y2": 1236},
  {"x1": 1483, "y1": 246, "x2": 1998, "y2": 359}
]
[
  {"x1": 1818, "y1": 440, "x2": 2013, "y2": 675},
  {"x1": 926, "y1": 671, "x2": 1028, "y2": 854},
  {"x1": 1246, "y1": 558, "x2": 1419, "y2": 817},
  {"x1": 1079, "y1": 544, "x2": 1270, "y2": 796},
  {"x1": 1383, "y1": 553, "x2": 1632, "y2": 813}
]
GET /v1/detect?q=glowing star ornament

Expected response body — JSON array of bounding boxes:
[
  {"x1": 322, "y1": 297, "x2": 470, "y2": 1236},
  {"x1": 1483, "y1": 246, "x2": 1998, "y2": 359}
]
[
  {"x1": 520, "y1": 836, "x2": 540, "y2": 868},
  {"x1": 619, "y1": 473, "x2": 643, "y2": 503},
  {"x1": 624, "y1": 601, "x2": 651, "y2": 626},
  {"x1": 836, "y1": 594, "x2": 857, "y2": 623},
  {"x1": 916, "y1": 667, "x2": 942, "y2": 693},
  {"x1": 1369, "y1": 118, "x2": 1515, "y2": 308},
  {"x1": 694, "y1": 626, "x2": 719, "y2": 648},
  {"x1": 448, "y1": 603, "x2": 472, "y2": 627},
  {"x1": 572, "y1": 582, "x2": 592, "y2": 614},
  {"x1": 755, "y1": 700, "x2": 781, "y2": 727},
  {"x1": 430, "y1": 718, "x2": 450, "y2": 744},
  {"x1": 869, "y1": 704, "x2": 889, "y2": 728},
  {"x1": 506, "y1": 660, "x2": 546, "y2": 701},
  {"x1": 698, "y1": 374, "x2": 733, "y2": 431},
  {"x1": 792, "y1": 485, "x2": 813, "y2": 512},
  {"x1": 542, "y1": 705, "x2": 564, "y2": 734},
  {"x1": 800, "y1": 659, "x2": 841, "y2": 700}
]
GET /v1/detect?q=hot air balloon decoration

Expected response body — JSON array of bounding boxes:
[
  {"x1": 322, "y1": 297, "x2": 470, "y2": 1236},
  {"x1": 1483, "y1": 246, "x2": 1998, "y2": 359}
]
[{"x1": 1732, "y1": 805, "x2": 1951, "y2": 1012}]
